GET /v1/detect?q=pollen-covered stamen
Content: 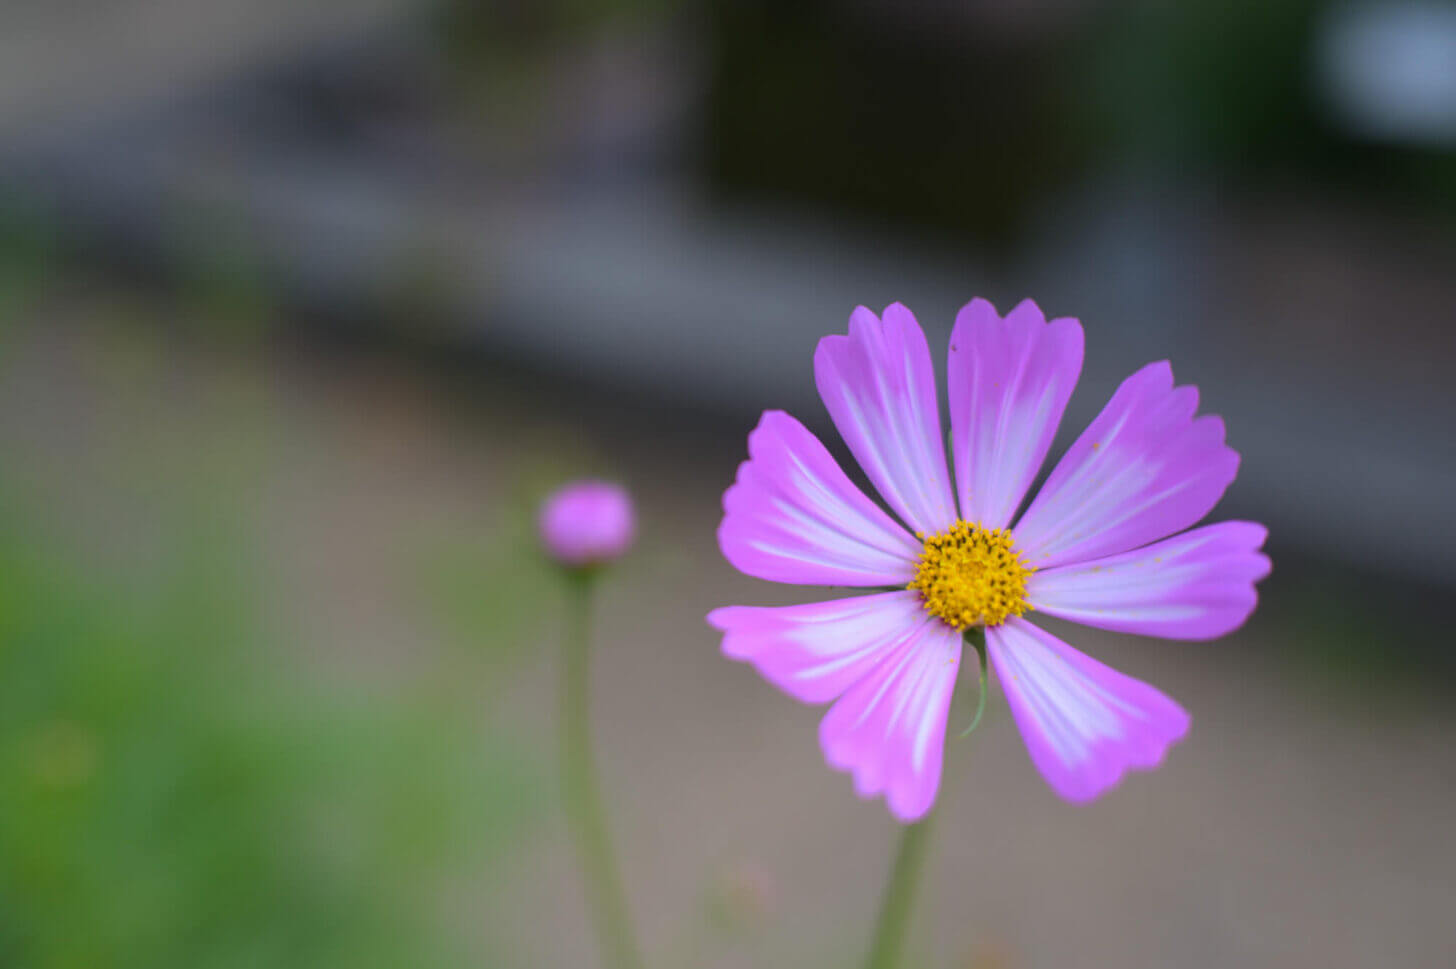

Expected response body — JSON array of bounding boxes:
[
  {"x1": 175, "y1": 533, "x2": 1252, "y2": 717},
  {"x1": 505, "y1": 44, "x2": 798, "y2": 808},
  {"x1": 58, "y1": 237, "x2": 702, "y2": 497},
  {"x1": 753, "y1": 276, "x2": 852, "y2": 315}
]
[{"x1": 908, "y1": 521, "x2": 1034, "y2": 630}]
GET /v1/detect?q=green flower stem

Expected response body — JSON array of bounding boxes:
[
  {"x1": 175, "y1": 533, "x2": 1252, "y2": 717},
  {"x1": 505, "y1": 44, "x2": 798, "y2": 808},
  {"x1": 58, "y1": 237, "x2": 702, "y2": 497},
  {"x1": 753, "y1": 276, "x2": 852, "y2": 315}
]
[
  {"x1": 860, "y1": 811, "x2": 937, "y2": 969},
  {"x1": 561, "y1": 572, "x2": 645, "y2": 969},
  {"x1": 861, "y1": 627, "x2": 985, "y2": 969}
]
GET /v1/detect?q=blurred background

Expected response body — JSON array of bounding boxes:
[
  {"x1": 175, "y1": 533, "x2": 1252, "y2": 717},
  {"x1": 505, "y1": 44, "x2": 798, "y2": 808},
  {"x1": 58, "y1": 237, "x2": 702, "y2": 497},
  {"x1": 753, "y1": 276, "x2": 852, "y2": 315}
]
[{"x1": 1, "y1": 1, "x2": 1454, "y2": 966}]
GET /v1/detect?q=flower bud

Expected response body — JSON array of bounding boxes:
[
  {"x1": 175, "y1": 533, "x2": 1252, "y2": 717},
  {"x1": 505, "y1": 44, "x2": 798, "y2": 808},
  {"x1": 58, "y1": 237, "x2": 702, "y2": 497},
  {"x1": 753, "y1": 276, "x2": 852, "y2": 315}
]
[{"x1": 538, "y1": 480, "x2": 636, "y2": 568}]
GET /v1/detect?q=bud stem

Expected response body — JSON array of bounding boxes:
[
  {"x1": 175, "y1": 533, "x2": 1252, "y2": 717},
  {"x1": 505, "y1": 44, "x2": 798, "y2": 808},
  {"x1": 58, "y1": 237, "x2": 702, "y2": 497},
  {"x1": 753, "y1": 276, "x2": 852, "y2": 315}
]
[{"x1": 561, "y1": 572, "x2": 646, "y2": 969}]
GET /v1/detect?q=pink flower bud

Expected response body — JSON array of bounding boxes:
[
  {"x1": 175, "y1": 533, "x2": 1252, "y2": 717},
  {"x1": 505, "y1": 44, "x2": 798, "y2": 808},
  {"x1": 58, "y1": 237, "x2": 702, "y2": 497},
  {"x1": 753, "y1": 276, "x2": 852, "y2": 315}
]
[{"x1": 538, "y1": 480, "x2": 636, "y2": 568}]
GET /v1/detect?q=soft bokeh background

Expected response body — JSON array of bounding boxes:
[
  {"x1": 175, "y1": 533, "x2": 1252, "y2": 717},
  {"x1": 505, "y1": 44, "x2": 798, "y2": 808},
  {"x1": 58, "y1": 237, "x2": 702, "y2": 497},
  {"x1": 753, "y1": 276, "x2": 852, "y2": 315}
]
[{"x1": 2, "y1": 1, "x2": 1454, "y2": 967}]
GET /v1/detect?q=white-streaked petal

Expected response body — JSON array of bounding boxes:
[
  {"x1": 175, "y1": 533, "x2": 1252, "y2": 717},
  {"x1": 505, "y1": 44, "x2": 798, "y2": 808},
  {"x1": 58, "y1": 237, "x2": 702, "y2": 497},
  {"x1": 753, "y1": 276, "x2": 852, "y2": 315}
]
[
  {"x1": 815, "y1": 303, "x2": 958, "y2": 535},
  {"x1": 719, "y1": 410, "x2": 920, "y2": 586},
  {"x1": 1014, "y1": 361, "x2": 1239, "y2": 570},
  {"x1": 818, "y1": 617, "x2": 963, "y2": 821},
  {"x1": 1028, "y1": 521, "x2": 1270, "y2": 640},
  {"x1": 948, "y1": 298, "x2": 1083, "y2": 529},
  {"x1": 987, "y1": 617, "x2": 1190, "y2": 801},
  {"x1": 708, "y1": 591, "x2": 927, "y2": 704}
]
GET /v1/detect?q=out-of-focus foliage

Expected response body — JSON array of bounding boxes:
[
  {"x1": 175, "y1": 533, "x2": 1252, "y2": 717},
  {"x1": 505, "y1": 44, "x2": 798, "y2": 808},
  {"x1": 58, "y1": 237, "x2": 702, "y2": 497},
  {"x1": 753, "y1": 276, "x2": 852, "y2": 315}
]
[
  {"x1": 0, "y1": 487, "x2": 543, "y2": 968},
  {"x1": 417, "y1": 497, "x2": 557, "y2": 674},
  {"x1": 0, "y1": 195, "x2": 55, "y2": 331},
  {"x1": 707, "y1": 0, "x2": 1456, "y2": 240},
  {"x1": 1273, "y1": 559, "x2": 1450, "y2": 708},
  {"x1": 438, "y1": 0, "x2": 679, "y2": 63},
  {"x1": 1087, "y1": 0, "x2": 1456, "y2": 207},
  {"x1": 706, "y1": 1, "x2": 1093, "y2": 244}
]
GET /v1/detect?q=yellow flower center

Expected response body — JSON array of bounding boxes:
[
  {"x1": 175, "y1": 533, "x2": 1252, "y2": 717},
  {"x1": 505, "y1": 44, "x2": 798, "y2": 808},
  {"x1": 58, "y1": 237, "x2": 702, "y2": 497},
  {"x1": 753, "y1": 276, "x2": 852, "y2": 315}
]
[{"x1": 908, "y1": 521, "x2": 1035, "y2": 631}]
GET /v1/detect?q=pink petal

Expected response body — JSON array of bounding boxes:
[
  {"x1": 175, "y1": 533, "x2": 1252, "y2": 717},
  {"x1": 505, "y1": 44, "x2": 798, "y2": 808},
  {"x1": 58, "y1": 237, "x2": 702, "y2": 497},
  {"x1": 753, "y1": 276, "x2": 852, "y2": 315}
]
[
  {"x1": 1013, "y1": 361, "x2": 1239, "y2": 570},
  {"x1": 987, "y1": 618, "x2": 1190, "y2": 802},
  {"x1": 948, "y1": 298, "x2": 1084, "y2": 530},
  {"x1": 1028, "y1": 521, "x2": 1271, "y2": 640},
  {"x1": 814, "y1": 304, "x2": 958, "y2": 536},
  {"x1": 708, "y1": 591, "x2": 927, "y2": 703},
  {"x1": 819, "y1": 617, "x2": 963, "y2": 822},
  {"x1": 719, "y1": 410, "x2": 920, "y2": 586}
]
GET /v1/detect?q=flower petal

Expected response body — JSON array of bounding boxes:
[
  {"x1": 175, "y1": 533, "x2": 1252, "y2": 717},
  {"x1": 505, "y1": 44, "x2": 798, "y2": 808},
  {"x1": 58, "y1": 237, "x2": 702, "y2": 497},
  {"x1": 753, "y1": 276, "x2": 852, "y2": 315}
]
[
  {"x1": 987, "y1": 617, "x2": 1190, "y2": 802},
  {"x1": 948, "y1": 298, "x2": 1084, "y2": 529},
  {"x1": 1028, "y1": 521, "x2": 1271, "y2": 640},
  {"x1": 814, "y1": 303, "x2": 958, "y2": 535},
  {"x1": 719, "y1": 410, "x2": 920, "y2": 586},
  {"x1": 708, "y1": 591, "x2": 927, "y2": 703},
  {"x1": 819, "y1": 617, "x2": 962, "y2": 822},
  {"x1": 1013, "y1": 361, "x2": 1239, "y2": 569}
]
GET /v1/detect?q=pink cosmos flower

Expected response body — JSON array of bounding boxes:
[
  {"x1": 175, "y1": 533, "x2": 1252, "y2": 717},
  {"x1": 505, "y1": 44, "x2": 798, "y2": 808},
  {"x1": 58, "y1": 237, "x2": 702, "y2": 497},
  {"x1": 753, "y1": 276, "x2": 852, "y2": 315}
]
[{"x1": 709, "y1": 300, "x2": 1269, "y2": 821}]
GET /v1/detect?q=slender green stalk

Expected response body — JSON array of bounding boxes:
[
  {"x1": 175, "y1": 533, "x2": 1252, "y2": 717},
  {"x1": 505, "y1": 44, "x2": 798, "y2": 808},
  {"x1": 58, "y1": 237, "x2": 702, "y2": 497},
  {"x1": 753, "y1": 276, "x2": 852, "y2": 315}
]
[
  {"x1": 860, "y1": 627, "x2": 985, "y2": 969},
  {"x1": 560, "y1": 573, "x2": 645, "y2": 969},
  {"x1": 860, "y1": 813, "x2": 937, "y2": 969}
]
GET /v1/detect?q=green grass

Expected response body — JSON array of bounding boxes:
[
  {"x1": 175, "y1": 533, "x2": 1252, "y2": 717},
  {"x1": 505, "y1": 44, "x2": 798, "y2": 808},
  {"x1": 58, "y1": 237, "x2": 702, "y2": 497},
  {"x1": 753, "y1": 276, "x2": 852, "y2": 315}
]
[{"x1": 0, "y1": 488, "x2": 543, "y2": 968}]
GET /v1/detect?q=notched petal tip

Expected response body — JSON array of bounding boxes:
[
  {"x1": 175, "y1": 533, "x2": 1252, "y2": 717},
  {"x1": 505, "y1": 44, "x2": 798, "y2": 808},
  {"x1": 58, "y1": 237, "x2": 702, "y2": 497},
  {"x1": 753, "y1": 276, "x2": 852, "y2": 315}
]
[
  {"x1": 1005, "y1": 297, "x2": 1049, "y2": 325},
  {"x1": 744, "y1": 409, "x2": 790, "y2": 453},
  {"x1": 879, "y1": 301, "x2": 918, "y2": 325},
  {"x1": 843, "y1": 304, "x2": 884, "y2": 341},
  {"x1": 1234, "y1": 519, "x2": 1270, "y2": 546},
  {"x1": 887, "y1": 788, "x2": 937, "y2": 823},
  {"x1": 955, "y1": 296, "x2": 1001, "y2": 323},
  {"x1": 1045, "y1": 313, "x2": 1086, "y2": 346},
  {"x1": 1126, "y1": 358, "x2": 1176, "y2": 393},
  {"x1": 1051, "y1": 706, "x2": 1192, "y2": 804}
]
